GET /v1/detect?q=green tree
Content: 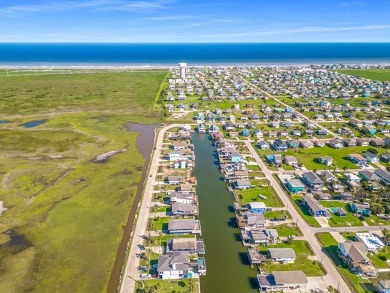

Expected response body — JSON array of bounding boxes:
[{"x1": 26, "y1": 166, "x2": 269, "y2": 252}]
[
  {"x1": 382, "y1": 228, "x2": 390, "y2": 252},
  {"x1": 371, "y1": 203, "x2": 385, "y2": 215}
]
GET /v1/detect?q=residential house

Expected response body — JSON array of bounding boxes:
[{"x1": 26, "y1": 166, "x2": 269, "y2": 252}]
[
  {"x1": 291, "y1": 129, "x2": 301, "y2": 136},
  {"x1": 302, "y1": 195, "x2": 330, "y2": 217},
  {"x1": 169, "y1": 191, "x2": 194, "y2": 204},
  {"x1": 236, "y1": 212, "x2": 265, "y2": 229},
  {"x1": 172, "y1": 202, "x2": 196, "y2": 216},
  {"x1": 166, "y1": 238, "x2": 205, "y2": 255},
  {"x1": 284, "y1": 155, "x2": 298, "y2": 166},
  {"x1": 168, "y1": 219, "x2": 200, "y2": 234},
  {"x1": 167, "y1": 176, "x2": 185, "y2": 185},
  {"x1": 378, "y1": 279, "x2": 390, "y2": 293},
  {"x1": 356, "y1": 232, "x2": 385, "y2": 253},
  {"x1": 286, "y1": 140, "x2": 300, "y2": 148},
  {"x1": 268, "y1": 248, "x2": 296, "y2": 264},
  {"x1": 348, "y1": 154, "x2": 368, "y2": 166},
  {"x1": 365, "y1": 126, "x2": 377, "y2": 135},
  {"x1": 300, "y1": 140, "x2": 314, "y2": 149},
  {"x1": 273, "y1": 139, "x2": 288, "y2": 152},
  {"x1": 364, "y1": 152, "x2": 379, "y2": 163},
  {"x1": 375, "y1": 169, "x2": 390, "y2": 185},
  {"x1": 157, "y1": 252, "x2": 190, "y2": 279},
  {"x1": 342, "y1": 138, "x2": 357, "y2": 147},
  {"x1": 314, "y1": 140, "x2": 325, "y2": 147},
  {"x1": 370, "y1": 138, "x2": 385, "y2": 148},
  {"x1": 172, "y1": 141, "x2": 188, "y2": 150},
  {"x1": 337, "y1": 241, "x2": 377, "y2": 277},
  {"x1": 301, "y1": 172, "x2": 325, "y2": 190},
  {"x1": 257, "y1": 140, "x2": 270, "y2": 150},
  {"x1": 169, "y1": 151, "x2": 183, "y2": 162},
  {"x1": 257, "y1": 271, "x2": 308, "y2": 292},
  {"x1": 317, "y1": 156, "x2": 333, "y2": 166},
  {"x1": 234, "y1": 179, "x2": 252, "y2": 190},
  {"x1": 328, "y1": 139, "x2": 344, "y2": 149},
  {"x1": 286, "y1": 179, "x2": 305, "y2": 194},
  {"x1": 248, "y1": 202, "x2": 267, "y2": 214},
  {"x1": 350, "y1": 119, "x2": 363, "y2": 128},
  {"x1": 358, "y1": 171, "x2": 380, "y2": 182},
  {"x1": 356, "y1": 138, "x2": 369, "y2": 146},
  {"x1": 350, "y1": 203, "x2": 371, "y2": 216}
]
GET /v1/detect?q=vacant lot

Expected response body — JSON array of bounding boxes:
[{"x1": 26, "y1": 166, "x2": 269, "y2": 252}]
[
  {"x1": 337, "y1": 69, "x2": 390, "y2": 82},
  {"x1": 237, "y1": 185, "x2": 283, "y2": 207},
  {"x1": 0, "y1": 71, "x2": 168, "y2": 293},
  {"x1": 320, "y1": 201, "x2": 363, "y2": 227}
]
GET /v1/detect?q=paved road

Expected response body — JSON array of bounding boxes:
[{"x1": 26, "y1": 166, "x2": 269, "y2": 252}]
[
  {"x1": 244, "y1": 140, "x2": 352, "y2": 293},
  {"x1": 120, "y1": 125, "x2": 173, "y2": 293}
]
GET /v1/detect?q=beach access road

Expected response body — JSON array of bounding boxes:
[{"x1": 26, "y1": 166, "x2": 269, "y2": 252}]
[{"x1": 120, "y1": 125, "x2": 173, "y2": 293}]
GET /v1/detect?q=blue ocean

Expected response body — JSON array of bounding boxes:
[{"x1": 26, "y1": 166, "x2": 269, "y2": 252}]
[{"x1": 0, "y1": 43, "x2": 389, "y2": 65}]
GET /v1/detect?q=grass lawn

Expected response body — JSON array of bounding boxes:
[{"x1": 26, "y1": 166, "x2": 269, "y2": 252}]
[
  {"x1": 316, "y1": 233, "x2": 376, "y2": 293},
  {"x1": 136, "y1": 279, "x2": 196, "y2": 293},
  {"x1": 0, "y1": 71, "x2": 168, "y2": 293},
  {"x1": 285, "y1": 145, "x2": 381, "y2": 169},
  {"x1": 368, "y1": 250, "x2": 390, "y2": 269},
  {"x1": 148, "y1": 217, "x2": 170, "y2": 231},
  {"x1": 146, "y1": 234, "x2": 196, "y2": 247},
  {"x1": 237, "y1": 185, "x2": 283, "y2": 207},
  {"x1": 364, "y1": 214, "x2": 390, "y2": 226},
  {"x1": 259, "y1": 240, "x2": 325, "y2": 277},
  {"x1": 264, "y1": 210, "x2": 291, "y2": 220},
  {"x1": 337, "y1": 69, "x2": 390, "y2": 82},
  {"x1": 274, "y1": 223, "x2": 303, "y2": 237},
  {"x1": 320, "y1": 201, "x2": 363, "y2": 227},
  {"x1": 291, "y1": 196, "x2": 321, "y2": 227}
]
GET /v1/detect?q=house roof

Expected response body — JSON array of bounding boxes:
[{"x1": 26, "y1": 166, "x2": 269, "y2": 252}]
[
  {"x1": 379, "y1": 279, "x2": 390, "y2": 289},
  {"x1": 248, "y1": 202, "x2": 267, "y2": 209},
  {"x1": 285, "y1": 156, "x2": 298, "y2": 163},
  {"x1": 157, "y1": 252, "x2": 189, "y2": 272},
  {"x1": 268, "y1": 248, "x2": 296, "y2": 259},
  {"x1": 358, "y1": 171, "x2": 379, "y2": 181},
  {"x1": 172, "y1": 202, "x2": 194, "y2": 213},
  {"x1": 236, "y1": 179, "x2": 251, "y2": 186},
  {"x1": 287, "y1": 179, "x2": 305, "y2": 188},
  {"x1": 168, "y1": 219, "x2": 195, "y2": 231},
  {"x1": 169, "y1": 238, "x2": 197, "y2": 251},
  {"x1": 302, "y1": 172, "x2": 324, "y2": 184},
  {"x1": 302, "y1": 195, "x2": 326, "y2": 213},
  {"x1": 273, "y1": 271, "x2": 308, "y2": 285},
  {"x1": 375, "y1": 169, "x2": 390, "y2": 182},
  {"x1": 340, "y1": 241, "x2": 368, "y2": 263}
]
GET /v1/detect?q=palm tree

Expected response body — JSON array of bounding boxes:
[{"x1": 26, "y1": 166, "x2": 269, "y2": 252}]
[{"x1": 382, "y1": 228, "x2": 390, "y2": 252}]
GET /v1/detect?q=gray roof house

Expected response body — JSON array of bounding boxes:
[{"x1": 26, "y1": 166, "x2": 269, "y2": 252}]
[
  {"x1": 172, "y1": 202, "x2": 196, "y2": 216},
  {"x1": 257, "y1": 271, "x2": 308, "y2": 292},
  {"x1": 157, "y1": 252, "x2": 190, "y2": 279},
  {"x1": 268, "y1": 248, "x2": 296, "y2": 264},
  {"x1": 168, "y1": 219, "x2": 198, "y2": 234},
  {"x1": 301, "y1": 172, "x2": 324, "y2": 190}
]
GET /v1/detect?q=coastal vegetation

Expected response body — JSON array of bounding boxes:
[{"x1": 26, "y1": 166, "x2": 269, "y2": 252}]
[
  {"x1": 0, "y1": 70, "x2": 168, "y2": 292},
  {"x1": 337, "y1": 69, "x2": 390, "y2": 82}
]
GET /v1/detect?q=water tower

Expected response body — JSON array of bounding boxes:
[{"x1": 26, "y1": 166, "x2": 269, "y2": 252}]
[{"x1": 178, "y1": 62, "x2": 187, "y2": 80}]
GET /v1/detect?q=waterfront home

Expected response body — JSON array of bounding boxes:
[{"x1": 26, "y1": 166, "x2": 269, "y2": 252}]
[
  {"x1": 302, "y1": 195, "x2": 329, "y2": 217},
  {"x1": 208, "y1": 124, "x2": 220, "y2": 134},
  {"x1": 248, "y1": 202, "x2": 267, "y2": 214},
  {"x1": 284, "y1": 155, "x2": 298, "y2": 166},
  {"x1": 317, "y1": 156, "x2": 333, "y2": 166},
  {"x1": 272, "y1": 139, "x2": 288, "y2": 152},
  {"x1": 157, "y1": 252, "x2": 190, "y2": 279},
  {"x1": 328, "y1": 139, "x2": 344, "y2": 149},
  {"x1": 299, "y1": 140, "x2": 313, "y2": 149},
  {"x1": 286, "y1": 178, "x2": 305, "y2": 194},
  {"x1": 197, "y1": 123, "x2": 205, "y2": 133},
  {"x1": 236, "y1": 212, "x2": 265, "y2": 229},
  {"x1": 169, "y1": 151, "x2": 183, "y2": 162},
  {"x1": 172, "y1": 202, "x2": 196, "y2": 216},
  {"x1": 257, "y1": 271, "x2": 308, "y2": 292},
  {"x1": 178, "y1": 184, "x2": 195, "y2": 194},
  {"x1": 257, "y1": 140, "x2": 270, "y2": 150},
  {"x1": 356, "y1": 232, "x2": 385, "y2": 253},
  {"x1": 167, "y1": 176, "x2": 185, "y2": 185},
  {"x1": 301, "y1": 172, "x2": 324, "y2": 190},
  {"x1": 268, "y1": 248, "x2": 296, "y2": 264},
  {"x1": 230, "y1": 151, "x2": 245, "y2": 163},
  {"x1": 350, "y1": 202, "x2": 371, "y2": 216},
  {"x1": 348, "y1": 154, "x2": 367, "y2": 166},
  {"x1": 234, "y1": 179, "x2": 252, "y2": 190},
  {"x1": 168, "y1": 218, "x2": 200, "y2": 234},
  {"x1": 364, "y1": 152, "x2": 379, "y2": 163},
  {"x1": 172, "y1": 141, "x2": 188, "y2": 150},
  {"x1": 337, "y1": 241, "x2": 377, "y2": 277},
  {"x1": 375, "y1": 169, "x2": 390, "y2": 185},
  {"x1": 166, "y1": 238, "x2": 205, "y2": 255},
  {"x1": 378, "y1": 279, "x2": 390, "y2": 293},
  {"x1": 169, "y1": 192, "x2": 195, "y2": 204},
  {"x1": 241, "y1": 229, "x2": 278, "y2": 245},
  {"x1": 248, "y1": 247, "x2": 267, "y2": 267}
]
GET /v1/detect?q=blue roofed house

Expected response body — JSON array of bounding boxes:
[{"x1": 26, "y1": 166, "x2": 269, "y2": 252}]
[
  {"x1": 286, "y1": 179, "x2": 305, "y2": 194},
  {"x1": 230, "y1": 151, "x2": 245, "y2": 163},
  {"x1": 248, "y1": 202, "x2": 267, "y2": 214},
  {"x1": 272, "y1": 139, "x2": 288, "y2": 152},
  {"x1": 286, "y1": 140, "x2": 300, "y2": 148},
  {"x1": 241, "y1": 129, "x2": 251, "y2": 137},
  {"x1": 208, "y1": 124, "x2": 220, "y2": 133},
  {"x1": 350, "y1": 203, "x2": 371, "y2": 216}
]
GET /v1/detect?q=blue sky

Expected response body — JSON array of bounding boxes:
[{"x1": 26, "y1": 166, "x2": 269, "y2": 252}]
[{"x1": 0, "y1": 0, "x2": 389, "y2": 42}]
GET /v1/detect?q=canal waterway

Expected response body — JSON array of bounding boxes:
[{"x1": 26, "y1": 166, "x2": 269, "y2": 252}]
[{"x1": 192, "y1": 133, "x2": 258, "y2": 293}]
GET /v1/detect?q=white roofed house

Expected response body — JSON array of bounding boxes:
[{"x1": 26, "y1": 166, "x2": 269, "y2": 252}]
[
  {"x1": 268, "y1": 248, "x2": 296, "y2": 264},
  {"x1": 172, "y1": 202, "x2": 197, "y2": 216},
  {"x1": 355, "y1": 232, "x2": 385, "y2": 253}
]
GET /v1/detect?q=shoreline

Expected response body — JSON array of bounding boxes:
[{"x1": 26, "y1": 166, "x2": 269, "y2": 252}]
[{"x1": 1, "y1": 61, "x2": 390, "y2": 69}]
